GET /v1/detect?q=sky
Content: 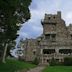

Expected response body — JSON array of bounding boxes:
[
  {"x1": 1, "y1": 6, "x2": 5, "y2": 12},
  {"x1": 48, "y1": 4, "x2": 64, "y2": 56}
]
[{"x1": 18, "y1": 0, "x2": 72, "y2": 40}]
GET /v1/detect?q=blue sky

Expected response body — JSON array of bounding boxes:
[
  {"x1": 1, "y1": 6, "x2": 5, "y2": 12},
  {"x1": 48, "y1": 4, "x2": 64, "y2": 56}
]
[{"x1": 18, "y1": 0, "x2": 72, "y2": 40}]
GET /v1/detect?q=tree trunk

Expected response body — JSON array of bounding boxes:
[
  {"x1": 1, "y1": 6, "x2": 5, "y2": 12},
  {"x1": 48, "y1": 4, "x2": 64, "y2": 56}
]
[{"x1": 2, "y1": 43, "x2": 8, "y2": 63}]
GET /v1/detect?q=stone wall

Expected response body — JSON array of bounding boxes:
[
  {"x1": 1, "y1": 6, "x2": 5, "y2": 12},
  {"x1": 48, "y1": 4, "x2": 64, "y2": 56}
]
[{"x1": 22, "y1": 11, "x2": 72, "y2": 64}]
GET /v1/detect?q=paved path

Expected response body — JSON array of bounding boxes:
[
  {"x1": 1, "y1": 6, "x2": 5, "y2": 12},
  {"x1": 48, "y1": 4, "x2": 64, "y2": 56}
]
[{"x1": 27, "y1": 66, "x2": 45, "y2": 72}]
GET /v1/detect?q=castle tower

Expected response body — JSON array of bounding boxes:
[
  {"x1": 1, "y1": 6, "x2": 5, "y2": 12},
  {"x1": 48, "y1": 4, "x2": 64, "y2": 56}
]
[{"x1": 41, "y1": 11, "x2": 68, "y2": 42}]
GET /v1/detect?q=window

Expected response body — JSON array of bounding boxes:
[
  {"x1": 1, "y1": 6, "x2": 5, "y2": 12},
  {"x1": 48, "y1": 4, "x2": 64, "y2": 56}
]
[
  {"x1": 59, "y1": 49, "x2": 72, "y2": 54},
  {"x1": 47, "y1": 59, "x2": 49, "y2": 62},
  {"x1": 45, "y1": 34, "x2": 50, "y2": 39},
  {"x1": 43, "y1": 49, "x2": 55, "y2": 54},
  {"x1": 48, "y1": 17, "x2": 51, "y2": 19},
  {"x1": 33, "y1": 49, "x2": 36, "y2": 55},
  {"x1": 52, "y1": 34, "x2": 56, "y2": 38},
  {"x1": 47, "y1": 23, "x2": 56, "y2": 26},
  {"x1": 71, "y1": 35, "x2": 72, "y2": 39},
  {"x1": 33, "y1": 51, "x2": 36, "y2": 55},
  {"x1": 45, "y1": 34, "x2": 56, "y2": 42},
  {"x1": 53, "y1": 16, "x2": 56, "y2": 19},
  {"x1": 37, "y1": 40, "x2": 40, "y2": 45},
  {"x1": 51, "y1": 34, "x2": 56, "y2": 42}
]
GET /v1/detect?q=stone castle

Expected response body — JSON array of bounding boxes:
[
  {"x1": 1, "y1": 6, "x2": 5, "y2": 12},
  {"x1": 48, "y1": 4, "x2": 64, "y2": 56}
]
[{"x1": 21, "y1": 11, "x2": 72, "y2": 65}]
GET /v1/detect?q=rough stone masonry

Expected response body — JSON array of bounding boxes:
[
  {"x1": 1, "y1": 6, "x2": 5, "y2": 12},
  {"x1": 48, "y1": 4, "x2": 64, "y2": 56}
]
[{"x1": 21, "y1": 11, "x2": 72, "y2": 65}]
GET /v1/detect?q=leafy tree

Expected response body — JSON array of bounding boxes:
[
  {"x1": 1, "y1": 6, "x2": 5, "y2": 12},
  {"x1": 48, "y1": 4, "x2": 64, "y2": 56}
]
[{"x1": 0, "y1": 0, "x2": 31, "y2": 63}]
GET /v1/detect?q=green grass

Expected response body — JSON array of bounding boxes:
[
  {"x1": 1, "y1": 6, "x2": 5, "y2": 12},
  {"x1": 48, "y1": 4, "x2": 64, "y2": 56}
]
[
  {"x1": 0, "y1": 59, "x2": 36, "y2": 72},
  {"x1": 43, "y1": 66, "x2": 72, "y2": 72}
]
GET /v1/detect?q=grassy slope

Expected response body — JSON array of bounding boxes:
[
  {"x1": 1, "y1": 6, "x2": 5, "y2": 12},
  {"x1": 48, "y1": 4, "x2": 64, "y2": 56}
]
[
  {"x1": 0, "y1": 59, "x2": 36, "y2": 72},
  {"x1": 43, "y1": 66, "x2": 72, "y2": 72}
]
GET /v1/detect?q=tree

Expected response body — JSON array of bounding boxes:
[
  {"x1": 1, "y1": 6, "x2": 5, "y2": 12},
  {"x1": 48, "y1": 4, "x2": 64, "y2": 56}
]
[{"x1": 0, "y1": 0, "x2": 31, "y2": 63}]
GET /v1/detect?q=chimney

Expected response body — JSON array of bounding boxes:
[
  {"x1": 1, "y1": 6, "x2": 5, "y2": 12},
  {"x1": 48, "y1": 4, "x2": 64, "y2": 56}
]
[{"x1": 57, "y1": 11, "x2": 61, "y2": 18}]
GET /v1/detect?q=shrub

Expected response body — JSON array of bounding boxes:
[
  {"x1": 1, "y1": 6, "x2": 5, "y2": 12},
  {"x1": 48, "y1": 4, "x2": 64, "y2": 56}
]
[
  {"x1": 32, "y1": 57, "x2": 39, "y2": 65},
  {"x1": 49, "y1": 58, "x2": 56, "y2": 66},
  {"x1": 64, "y1": 57, "x2": 72, "y2": 66},
  {"x1": 49, "y1": 58, "x2": 63, "y2": 66}
]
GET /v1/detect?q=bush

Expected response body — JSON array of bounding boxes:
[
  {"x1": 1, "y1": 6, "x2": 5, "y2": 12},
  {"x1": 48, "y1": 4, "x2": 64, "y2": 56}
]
[
  {"x1": 64, "y1": 57, "x2": 72, "y2": 66},
  {"x1": 49, "y1": 58, "x2": 56, "y2": 66},
  {"x1": 32, "y1": 57, "x2": 39, "y2": 65},
  {"x1": 49, "y1": 58, "x2": 63, "y2": 66},
  {"x1": 18, "y1": 56, "x2": 25, "y2": 61}
]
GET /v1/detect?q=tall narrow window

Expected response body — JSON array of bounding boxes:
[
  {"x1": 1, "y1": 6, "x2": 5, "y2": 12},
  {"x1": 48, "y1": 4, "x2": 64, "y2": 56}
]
[
  {"x1": 51, "y1": 34, "x2": 56, "y2": 42},
  {"x1": 71, "y1": 34, "x2": 72, "y2": 40},
  {"x1": 45, "y1": 34, "x2": 50, "y2": 39}
]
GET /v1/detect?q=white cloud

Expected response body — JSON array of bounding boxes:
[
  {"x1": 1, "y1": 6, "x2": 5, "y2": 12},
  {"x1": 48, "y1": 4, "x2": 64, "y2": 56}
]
[
  {"x1": 66, "y1": 12, "x2": 72, "y2": 19},
  {"x1": 62, "y1": 12, "x2": 72, "y2": 25},
  {"x1": 30, "y1": 9, "x2": 45, "y2": 20}
]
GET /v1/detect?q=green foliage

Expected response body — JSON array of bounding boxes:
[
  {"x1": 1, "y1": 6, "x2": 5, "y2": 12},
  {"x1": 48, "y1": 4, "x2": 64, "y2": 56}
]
[
  {"x1": 49, "y1": 58, "x2": 56, "y2": 66},
  {"x1": 32, "y1": 57, "x2": 39, "y2": 65},
  {"x1": 0, "y1": 0, "x2": 32, "y2": 60},
  {"x1": 49, "y1": 58, "x2": 63, "y2": 66},
  {"x1": 0, "y1": 0, "x2": 31, "y2": 42},
  {"x1": 0, "y1": 59, "x2": 36, "y2": 72},
  {"x1": 48, "y1": 57, "x2": 72, "y2": 66},
  {"x1": 42, "y1": 66, "x2": 72, "y2": 72},
  {"x1": 64, "y1": 57, "x2": 72, "y2": 66}
]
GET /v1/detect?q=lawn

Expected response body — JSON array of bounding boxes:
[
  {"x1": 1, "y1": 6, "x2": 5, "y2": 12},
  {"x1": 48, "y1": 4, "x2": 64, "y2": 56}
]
[
  {"x1": 42, "y1": 66, "x2": 72, "y2": 72},
  {"x1": 0, "y1": 59, "x2": 36, "y2": 72}
]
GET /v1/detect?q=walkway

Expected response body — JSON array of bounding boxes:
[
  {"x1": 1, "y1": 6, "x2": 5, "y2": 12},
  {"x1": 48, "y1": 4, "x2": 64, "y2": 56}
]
[{"x1": 27, "y1": 66, "x2": 45, "y2": 72}]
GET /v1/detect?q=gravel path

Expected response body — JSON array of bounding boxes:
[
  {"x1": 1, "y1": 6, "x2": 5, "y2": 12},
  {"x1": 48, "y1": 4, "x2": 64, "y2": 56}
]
[{"x1": 27, "y1": 66, "x2": 45, "y2": 72}]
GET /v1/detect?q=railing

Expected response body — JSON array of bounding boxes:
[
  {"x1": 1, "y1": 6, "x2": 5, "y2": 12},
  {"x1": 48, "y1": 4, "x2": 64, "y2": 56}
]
[
  {"x1": 40, "y1": 41, "x2": 57, "y2": 46},
  {"x1": 40, "y1": 54, "x2": 72, "y2": 59},
  {"x1": 40, "y1": 40, "x2": 72, "y2": 46}
]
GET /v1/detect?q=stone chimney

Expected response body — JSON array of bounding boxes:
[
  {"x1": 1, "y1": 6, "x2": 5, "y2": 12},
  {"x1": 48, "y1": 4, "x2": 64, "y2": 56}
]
[{"x1": 57, "y1": 11, "x2": 61, "y2": 18}]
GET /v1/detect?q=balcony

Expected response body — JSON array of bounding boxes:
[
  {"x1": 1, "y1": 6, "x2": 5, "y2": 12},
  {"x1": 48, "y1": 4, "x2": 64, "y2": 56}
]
[
  {"x1": 40, "y1": 40, "x2": 72, "y2": 46},
  {"x1": 40, "y1": 41, "x2": 57, "y2": 46},
  {"x1": 40, "y1": 53, "x2": 72, "y2": 59}
]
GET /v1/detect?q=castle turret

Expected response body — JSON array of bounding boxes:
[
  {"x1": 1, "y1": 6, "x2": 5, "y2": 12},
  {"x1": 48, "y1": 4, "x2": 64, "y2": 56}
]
[{"x1": 41, "y1": 11, "x2": 68, "y2": 42}]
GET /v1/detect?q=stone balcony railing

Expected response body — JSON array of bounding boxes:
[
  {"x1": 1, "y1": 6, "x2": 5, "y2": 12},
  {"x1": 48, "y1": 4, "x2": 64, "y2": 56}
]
[
  {"x1": 40, "y1": 40, "x2": 72, "y2": 46},
  {"x1": 40, "y1": 54, "x2": 72, "y2": 59}
]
